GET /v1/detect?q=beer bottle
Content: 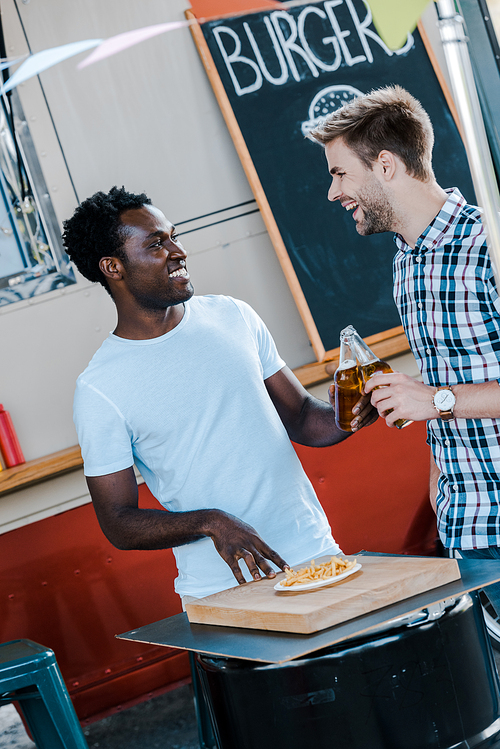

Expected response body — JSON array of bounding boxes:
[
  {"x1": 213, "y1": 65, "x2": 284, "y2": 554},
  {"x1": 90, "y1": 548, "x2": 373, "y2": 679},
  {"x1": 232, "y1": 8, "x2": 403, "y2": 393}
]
[
  {"x1": 350, "y1": 331, "x2": 412, "y2": 430},
  {"x1": 332, "y1": 326, "x2": 362, "y2": 432}
]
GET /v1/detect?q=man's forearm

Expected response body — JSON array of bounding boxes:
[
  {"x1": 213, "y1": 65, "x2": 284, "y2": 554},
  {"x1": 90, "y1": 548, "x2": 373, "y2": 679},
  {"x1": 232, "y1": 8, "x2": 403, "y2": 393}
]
[
  {"x1": 451, "y1": 381, "x2": 500, "y2": 419},
  {"x1": 264, "y1": 365, "x2": 377, "y2": 445},
  {"x1": 96, "y1": 505, "x2": 220, "y2": 551},
  {"x1": 402, "y1": 380, "x2": 500, "y2": 420},
  {"x1": 367, "y1": 373, "x2": 500, "y2": 424},
  {"x1": 94, "y1": 503, "x2": 289, "y2": 584},
  {"x1": 286, "y1": 397, "x2": 350, "y2": 446},
  {"x1": 86, "y1": 470, "x2": 288, "y2": 584}
]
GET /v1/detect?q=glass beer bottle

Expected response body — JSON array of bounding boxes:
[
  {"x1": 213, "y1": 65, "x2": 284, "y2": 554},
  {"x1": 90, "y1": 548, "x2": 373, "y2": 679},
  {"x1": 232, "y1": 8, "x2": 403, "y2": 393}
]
[
  {"x1": 350, "y1": 331, "x2": 412, "y2": 430},
  {"x1": 333, "y1": 326, "x2": 362, "y2": 432}
]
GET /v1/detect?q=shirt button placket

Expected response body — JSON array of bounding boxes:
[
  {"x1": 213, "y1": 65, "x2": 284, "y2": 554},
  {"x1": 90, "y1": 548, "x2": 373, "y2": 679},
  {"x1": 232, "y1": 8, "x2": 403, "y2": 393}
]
[{"x1": 415, "y1": 254, "x2": 424, "y2": 311}]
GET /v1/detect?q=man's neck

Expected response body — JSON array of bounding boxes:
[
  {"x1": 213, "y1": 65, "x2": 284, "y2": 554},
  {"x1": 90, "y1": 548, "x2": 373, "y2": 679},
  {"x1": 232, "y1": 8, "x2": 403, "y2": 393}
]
[
  {"x1": 392, "y1": 180, "x2": 448, "y2": 249},
  {"x1": 113, "y1": 302, "x2": 185, "y2": 340}
]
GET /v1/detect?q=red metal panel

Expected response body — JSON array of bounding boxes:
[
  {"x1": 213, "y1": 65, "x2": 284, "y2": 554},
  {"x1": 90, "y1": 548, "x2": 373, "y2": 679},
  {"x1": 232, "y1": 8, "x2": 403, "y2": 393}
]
[
  {"x1": 188, "y1": 0, "x2": 280, "y2": 18},
  {"x1": 293, "y1": 418, "x2": 437, "y2": 556},
  {"x1": 0, "y1": 485, "x2": 190, "y2": 722},
  {"x1": 0, "y1": 419, "x2": 435, "y2": 722}
]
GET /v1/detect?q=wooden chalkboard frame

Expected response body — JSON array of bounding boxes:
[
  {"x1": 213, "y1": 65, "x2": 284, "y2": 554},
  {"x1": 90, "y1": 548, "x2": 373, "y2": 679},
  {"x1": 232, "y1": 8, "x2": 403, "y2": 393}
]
[{"x1": 186, "y1": 6, "x2": 464, "y2": 366}]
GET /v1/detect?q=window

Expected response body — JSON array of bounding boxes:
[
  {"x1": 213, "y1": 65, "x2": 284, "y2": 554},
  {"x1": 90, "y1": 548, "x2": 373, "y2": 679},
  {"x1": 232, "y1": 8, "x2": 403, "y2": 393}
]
[{"x1": 0, "y1": 89, "x2": 75, "y2": 307}]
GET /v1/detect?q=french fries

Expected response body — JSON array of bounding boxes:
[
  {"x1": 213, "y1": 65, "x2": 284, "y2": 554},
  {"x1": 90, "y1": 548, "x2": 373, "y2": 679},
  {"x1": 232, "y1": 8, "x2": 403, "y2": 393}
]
[{"x1": 281, "y1": 556, "x2": 357, "y2": 587}]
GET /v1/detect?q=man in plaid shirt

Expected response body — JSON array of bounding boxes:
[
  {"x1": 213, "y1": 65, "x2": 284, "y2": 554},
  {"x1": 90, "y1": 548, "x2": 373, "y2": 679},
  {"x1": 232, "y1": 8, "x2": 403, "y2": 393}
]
[{"x1": 309, "y1": 85, "x2": 500, "y2": 612}]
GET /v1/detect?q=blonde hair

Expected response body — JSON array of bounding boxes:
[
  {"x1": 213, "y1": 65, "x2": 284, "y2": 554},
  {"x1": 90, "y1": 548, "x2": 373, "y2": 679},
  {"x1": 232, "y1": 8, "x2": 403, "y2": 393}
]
[{"x1": 309, "y1": 85, "x2": 435, "y2": 182}]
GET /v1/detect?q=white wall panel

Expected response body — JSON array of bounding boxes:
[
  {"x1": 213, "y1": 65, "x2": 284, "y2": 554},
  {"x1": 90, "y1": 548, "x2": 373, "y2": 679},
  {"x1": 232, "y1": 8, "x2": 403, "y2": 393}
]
[
  {"x1": 0, "y1": 279, "x2": 116, "y2": 458},
  {"x1": 5, "y1": 0, "x2": 253, "y2": 217}
]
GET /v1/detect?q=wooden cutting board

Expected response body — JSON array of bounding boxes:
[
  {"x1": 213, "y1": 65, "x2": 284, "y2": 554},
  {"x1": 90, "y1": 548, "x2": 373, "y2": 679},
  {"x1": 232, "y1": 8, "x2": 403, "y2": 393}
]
[{"x1": 185, "y1": 555, "x2": 461, "y2": 634}]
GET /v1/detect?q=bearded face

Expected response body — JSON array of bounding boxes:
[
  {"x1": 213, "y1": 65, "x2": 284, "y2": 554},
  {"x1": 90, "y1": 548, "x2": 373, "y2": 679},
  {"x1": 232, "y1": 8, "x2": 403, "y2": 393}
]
[{"x1": 325, "y1": 138, "x2": 396, "y2": 237}]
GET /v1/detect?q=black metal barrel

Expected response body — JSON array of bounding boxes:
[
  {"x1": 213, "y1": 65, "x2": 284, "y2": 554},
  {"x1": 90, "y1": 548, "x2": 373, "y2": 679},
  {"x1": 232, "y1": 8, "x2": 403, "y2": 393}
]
[{"x1": 194, "y1": 593, "x2": 500, "y2": 749}]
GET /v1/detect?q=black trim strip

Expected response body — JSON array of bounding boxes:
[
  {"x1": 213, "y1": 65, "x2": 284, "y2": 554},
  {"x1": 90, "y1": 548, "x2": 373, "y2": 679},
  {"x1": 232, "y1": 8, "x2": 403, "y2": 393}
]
[
  {"x1": 179, "y1": 208, "x2": 260, "y2": 235},
  {"x1": 175, "y1": 199, "x2": 256, "y2": 226}
]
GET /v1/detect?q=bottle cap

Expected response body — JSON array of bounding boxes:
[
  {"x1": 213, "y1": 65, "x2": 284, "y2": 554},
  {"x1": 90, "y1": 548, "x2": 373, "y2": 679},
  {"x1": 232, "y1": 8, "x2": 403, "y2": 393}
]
[{"x1": 340, "y1": 325, "x2": 356, "y2": 339}]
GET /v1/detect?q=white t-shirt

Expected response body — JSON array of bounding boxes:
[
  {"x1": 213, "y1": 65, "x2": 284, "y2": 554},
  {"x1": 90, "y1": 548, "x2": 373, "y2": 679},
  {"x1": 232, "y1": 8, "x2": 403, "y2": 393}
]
[{"x1": 74, "y1": 295, "x2": 339, "y2": 597}]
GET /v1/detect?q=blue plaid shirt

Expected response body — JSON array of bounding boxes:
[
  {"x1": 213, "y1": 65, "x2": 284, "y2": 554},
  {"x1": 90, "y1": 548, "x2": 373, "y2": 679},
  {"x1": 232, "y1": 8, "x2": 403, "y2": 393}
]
[{"x1": 393, "y1": 188, "x2": 500, "y2": 550}]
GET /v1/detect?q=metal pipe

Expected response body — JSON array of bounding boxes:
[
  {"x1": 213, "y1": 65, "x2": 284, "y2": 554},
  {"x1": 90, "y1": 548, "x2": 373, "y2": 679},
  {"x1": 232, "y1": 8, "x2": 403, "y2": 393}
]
[{"x1": 435, "y1": 0, "x2": 500, "y2": 291}]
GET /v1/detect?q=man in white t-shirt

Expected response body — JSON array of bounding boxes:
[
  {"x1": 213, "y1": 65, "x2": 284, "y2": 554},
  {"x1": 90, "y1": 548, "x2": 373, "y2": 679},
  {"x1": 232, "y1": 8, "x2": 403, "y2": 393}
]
[{"x1": 63, "y1": 186, "x2": 375, "y2": 600}]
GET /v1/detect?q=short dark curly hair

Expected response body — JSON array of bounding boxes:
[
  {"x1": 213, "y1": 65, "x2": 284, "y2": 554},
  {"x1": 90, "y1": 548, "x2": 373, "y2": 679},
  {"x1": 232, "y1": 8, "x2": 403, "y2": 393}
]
[{"x1": 62, "y1": 186, "x2": 152, "y2": 294}]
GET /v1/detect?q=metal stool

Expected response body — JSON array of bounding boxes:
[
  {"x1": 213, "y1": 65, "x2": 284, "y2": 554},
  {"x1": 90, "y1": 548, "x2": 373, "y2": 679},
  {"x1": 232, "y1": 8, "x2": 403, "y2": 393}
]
[{"x1": 0, "y1": 639, "x2": 88, "y2": 749}]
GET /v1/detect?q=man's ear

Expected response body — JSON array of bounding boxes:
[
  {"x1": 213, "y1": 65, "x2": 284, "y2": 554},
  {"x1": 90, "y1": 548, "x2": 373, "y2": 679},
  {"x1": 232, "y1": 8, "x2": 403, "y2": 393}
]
[
  {"x1": 99, "y1": 256, "x2": 124, "y2": 282},
  {"x1": 375, "y1": 150, "x2": 397, "y2": 181}
]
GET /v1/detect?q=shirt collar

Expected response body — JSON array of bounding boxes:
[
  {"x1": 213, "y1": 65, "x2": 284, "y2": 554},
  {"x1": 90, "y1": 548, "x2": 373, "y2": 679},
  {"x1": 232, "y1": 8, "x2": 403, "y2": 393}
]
[{"x1": 394, "y1": 187, "x2": 467, "y2": 254}]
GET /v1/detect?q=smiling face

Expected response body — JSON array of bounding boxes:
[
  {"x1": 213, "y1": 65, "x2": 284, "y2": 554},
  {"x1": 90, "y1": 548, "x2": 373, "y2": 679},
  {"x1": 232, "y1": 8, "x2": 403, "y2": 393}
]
[
  {"x1": 117, "y1": 205, "x2": 194, "y2": 310},
  {"x1": 325, "y1": 138, "x2": 395, "y2": 236}
]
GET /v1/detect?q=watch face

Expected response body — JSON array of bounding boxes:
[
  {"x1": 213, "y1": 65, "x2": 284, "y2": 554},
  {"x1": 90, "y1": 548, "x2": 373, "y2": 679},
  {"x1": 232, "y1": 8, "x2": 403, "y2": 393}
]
[{"x1": 434, "y1": 389, "x2": 455, "y2": 410}]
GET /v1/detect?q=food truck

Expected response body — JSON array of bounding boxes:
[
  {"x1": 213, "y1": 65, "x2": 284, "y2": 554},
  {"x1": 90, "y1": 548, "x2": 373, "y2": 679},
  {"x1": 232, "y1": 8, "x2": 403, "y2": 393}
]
[{"x1": 1, "y1": 0, "x2": 499, "y2": 730}]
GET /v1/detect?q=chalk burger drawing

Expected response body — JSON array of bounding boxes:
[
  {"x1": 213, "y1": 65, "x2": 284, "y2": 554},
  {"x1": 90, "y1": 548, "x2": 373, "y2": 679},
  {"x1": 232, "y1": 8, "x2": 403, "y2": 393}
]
[{"x1": 301, "y1": 84, "x2": 364, "y2": 136}]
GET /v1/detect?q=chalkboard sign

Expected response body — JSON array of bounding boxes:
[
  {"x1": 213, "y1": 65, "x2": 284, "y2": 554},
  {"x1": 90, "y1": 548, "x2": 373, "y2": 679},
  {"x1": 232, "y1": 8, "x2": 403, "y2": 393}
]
[{"x1": 187, "y1": 1, "x2": 475, "y2": 361}]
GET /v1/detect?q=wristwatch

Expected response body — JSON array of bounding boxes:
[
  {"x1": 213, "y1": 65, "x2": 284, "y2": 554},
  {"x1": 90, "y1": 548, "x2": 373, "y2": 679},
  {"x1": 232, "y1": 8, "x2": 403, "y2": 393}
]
[{"x1": 432, "y1": 386, "x2": 456, "y2": 421}]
